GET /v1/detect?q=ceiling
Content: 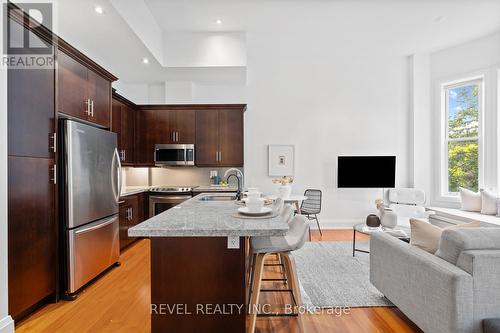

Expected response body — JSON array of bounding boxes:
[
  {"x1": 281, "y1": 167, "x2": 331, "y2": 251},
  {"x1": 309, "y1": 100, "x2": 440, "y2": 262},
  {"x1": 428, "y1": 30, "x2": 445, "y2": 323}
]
[{"x1": 52, "y1": 0, "x2": 500, "y2": 84}]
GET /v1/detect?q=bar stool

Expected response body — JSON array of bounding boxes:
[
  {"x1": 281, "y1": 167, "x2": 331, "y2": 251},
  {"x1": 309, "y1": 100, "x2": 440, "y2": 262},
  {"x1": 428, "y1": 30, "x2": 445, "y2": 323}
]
[
  {"x1": 248, "y1": 214, "x2": 308, "y2": 333},
  {"x1": 247, "y1": 204, "x2": 295, "y2": 290}
]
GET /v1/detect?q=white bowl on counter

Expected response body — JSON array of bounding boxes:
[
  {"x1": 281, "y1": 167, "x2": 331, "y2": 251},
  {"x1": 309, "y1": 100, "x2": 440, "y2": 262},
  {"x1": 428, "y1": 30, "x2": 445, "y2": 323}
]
[
  {"x1": 246, "y1": 192, "x2": 262, "y2": 201},
  {"x1": 245, "y1": 198, "x2": 265, "y2": 213}
]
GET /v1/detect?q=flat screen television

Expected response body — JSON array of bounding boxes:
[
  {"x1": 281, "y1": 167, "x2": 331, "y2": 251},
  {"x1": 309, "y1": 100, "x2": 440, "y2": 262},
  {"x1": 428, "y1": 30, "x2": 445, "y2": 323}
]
[{"x1": 337, "y1": 156, "x2": 396, "y2": 188}]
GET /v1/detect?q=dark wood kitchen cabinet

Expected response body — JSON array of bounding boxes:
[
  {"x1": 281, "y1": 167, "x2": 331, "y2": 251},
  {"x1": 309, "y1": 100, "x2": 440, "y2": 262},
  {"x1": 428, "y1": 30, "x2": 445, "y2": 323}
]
[
  {"x1": 195, "y1": 107, "x2": 244, "y2": 167},
  {"x1": 135, "y1": 105, "x2": 244, "y2": 166},
  {"x1": 172, "y1": 110, "x2": 196, "y2": 144},
  {"x1": 7, "y1": 8, "x2": 58, "y2": 321},
  {"x1": 57, "y1": 50, "x2": 116, "y2": 128},
  {"x1": 135, "y1": 109, "x2": 158, "y2": 166},
  {"x1": 8, "y1": 66, "x2": 55, "y2": 159},
  {"x1": 119, "y1": 193, "x2": 143, "y2": 250},
  {"x1": 112, "y1": 92, "x2": 136, "y2": 165},
  {"x1": 8, "y1": 157, "x2": 57, "y2": 320},
  {"x1": 135, "y1": 107, "x2": 196, "y2": 165},
  {"x1": 141, "y1": 108, "x2": 195, "y2": 144}
]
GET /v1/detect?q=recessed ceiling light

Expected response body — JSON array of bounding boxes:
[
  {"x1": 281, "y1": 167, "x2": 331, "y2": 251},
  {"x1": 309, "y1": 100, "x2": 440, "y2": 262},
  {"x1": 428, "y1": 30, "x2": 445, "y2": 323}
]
[
  {"x1": 215, "y1": 19, "x2": 222, "y2": 25},
  {"x1": 142, "y1": 57, "x2": 149, "y2": 64},
  {"x1": 95, "y1": 6, "x2": 104, "y2": 15}
]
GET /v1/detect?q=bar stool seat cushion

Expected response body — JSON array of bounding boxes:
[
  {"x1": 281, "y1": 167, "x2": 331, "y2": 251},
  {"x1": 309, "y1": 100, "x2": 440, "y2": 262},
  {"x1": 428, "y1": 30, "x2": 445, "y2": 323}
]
[
  {"x1": 280, "y1": 204, "x2": 294, "y2": 223},
  {"x1": 251, "y1": 215, "x2": 308, "y2": 254}
]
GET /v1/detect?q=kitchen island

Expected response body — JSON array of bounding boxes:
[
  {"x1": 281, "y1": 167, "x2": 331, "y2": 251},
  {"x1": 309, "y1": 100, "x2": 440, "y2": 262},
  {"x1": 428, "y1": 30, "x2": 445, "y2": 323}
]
[{"x1": 128, "y1": 193, "x2": 289, "y2": 333}]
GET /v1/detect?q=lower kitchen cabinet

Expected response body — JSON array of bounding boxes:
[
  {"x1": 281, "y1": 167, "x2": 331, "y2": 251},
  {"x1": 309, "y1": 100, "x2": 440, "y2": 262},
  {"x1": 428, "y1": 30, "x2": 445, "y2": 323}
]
[
  {"x1": 8, "y1": 156, "x2": 57, "y2": 320},
  {"x1": 119, "y1": 193, "x2": 144, "y2": 250}
]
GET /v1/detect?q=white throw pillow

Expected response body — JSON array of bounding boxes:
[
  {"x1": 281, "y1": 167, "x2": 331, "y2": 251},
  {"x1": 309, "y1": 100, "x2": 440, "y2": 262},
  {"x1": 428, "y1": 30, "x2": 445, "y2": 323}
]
[
  {"x1": 410, "y1": 218, "x2": 481, "y2": 254},
  {"x1": 481, "y1": 189, "x2": 498, "y2": 215},
  {"x1": 460, "y1": 187, "x2": 481, "y2": 212}
]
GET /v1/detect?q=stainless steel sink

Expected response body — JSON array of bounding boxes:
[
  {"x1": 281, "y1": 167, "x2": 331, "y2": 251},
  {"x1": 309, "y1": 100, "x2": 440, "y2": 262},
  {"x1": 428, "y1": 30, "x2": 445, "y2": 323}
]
[{"x1": 199, "y1": 195, "x2": 237, "y2": 201}]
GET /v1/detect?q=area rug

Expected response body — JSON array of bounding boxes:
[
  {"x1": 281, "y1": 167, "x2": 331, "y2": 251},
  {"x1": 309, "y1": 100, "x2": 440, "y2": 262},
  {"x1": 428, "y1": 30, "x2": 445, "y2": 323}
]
[{"x1": 293, "y1": 241, "x2": 392, "y2": 308}]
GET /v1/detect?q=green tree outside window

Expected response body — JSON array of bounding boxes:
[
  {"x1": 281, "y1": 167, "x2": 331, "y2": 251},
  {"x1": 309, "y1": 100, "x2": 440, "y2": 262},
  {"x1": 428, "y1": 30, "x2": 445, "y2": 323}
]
[{"x1": 446, "y1": 83, "x2": 480, "y2": 193}]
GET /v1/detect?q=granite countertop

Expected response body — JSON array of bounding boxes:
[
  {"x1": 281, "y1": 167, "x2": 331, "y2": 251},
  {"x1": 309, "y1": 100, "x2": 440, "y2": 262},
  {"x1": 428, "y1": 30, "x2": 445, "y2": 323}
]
[
  {"x1": 120, "y1": 186, "x2": 151, "y2": 197},
  {"x1": 128, "y1": 193, "x2": 289, "y2": 237}
]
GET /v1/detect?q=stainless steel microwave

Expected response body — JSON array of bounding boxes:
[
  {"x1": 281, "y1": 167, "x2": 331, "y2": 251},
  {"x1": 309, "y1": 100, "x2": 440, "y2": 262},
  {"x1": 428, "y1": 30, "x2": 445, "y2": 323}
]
[{"x1": 154, "y1": 144, "x2": 195, "y2": 166}]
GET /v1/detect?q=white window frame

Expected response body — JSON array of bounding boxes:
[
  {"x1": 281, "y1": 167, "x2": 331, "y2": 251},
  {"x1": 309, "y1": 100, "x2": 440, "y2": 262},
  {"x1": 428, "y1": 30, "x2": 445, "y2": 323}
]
[{"x1": 438, "y1": 76, "x2": 484, "y2": 200}]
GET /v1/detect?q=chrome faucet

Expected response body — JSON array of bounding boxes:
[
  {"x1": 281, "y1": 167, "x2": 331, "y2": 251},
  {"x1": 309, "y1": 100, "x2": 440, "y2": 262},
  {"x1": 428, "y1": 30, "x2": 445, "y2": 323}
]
[{"x1": 224, "y1": 168, "x2": 244, "y2": 200}]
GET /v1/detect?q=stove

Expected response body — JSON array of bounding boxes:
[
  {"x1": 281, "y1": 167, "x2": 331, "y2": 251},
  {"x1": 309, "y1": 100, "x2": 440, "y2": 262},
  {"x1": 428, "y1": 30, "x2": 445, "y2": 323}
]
[
  {"x1": 149, "y1": 186, "x2": 194, "y2": 194},
  {"x1": 148, "y1": 187, "x2": 196, "y2": 217}
]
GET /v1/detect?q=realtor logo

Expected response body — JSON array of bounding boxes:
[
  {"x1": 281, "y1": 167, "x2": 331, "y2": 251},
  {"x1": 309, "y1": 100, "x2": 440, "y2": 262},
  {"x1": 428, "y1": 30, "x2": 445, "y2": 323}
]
[{"x1": 2, "y1": 3, "x2": 54, "y2": 69}]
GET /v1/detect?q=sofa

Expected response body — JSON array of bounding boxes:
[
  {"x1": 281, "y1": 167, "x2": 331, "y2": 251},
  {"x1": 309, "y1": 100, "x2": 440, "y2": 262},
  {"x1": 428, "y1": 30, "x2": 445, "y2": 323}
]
[{"x1": 370, "y1": 228, "x2": 500, "y2": 333}]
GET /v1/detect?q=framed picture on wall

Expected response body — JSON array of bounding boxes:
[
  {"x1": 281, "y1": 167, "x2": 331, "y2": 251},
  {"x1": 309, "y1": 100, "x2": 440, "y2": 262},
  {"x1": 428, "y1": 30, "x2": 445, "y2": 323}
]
[{"x1": 268, "y1": 145, "x2": 295, "y2": 176}]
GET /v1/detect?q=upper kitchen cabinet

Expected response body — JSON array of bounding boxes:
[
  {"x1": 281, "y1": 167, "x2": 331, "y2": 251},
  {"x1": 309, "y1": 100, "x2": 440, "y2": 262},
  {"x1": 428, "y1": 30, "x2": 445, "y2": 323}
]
[
  {"x1": 112, "y1": 92, "x2": 136, "y2": 165},
  {"x1": 195, "y1": 110, "x2": 219, "y2": 166},
  {"x1": 135, "y1": 105, "x2": 244, "y2": 166},
  {"x1": 8, "y1": 61, "x2": 55, "y2": 159},
  {"x1": 135, "y1": 109, "x2": 158, "y2": 166},
  {"x1": 56, "y1": 49, "x2": 116, "y2": 128},
  {"x1": 140, "y1": 107, "x2": 196, "y2": 144},
  {"x1": 173, "y1": 110, "x2": 196, "y2": 144},
  {"x1": 195, "y1": 105, "x2": 245, "y2": 167},
  {"x1": 135, "y1": 107, "x2": 196, "y2": 165}
]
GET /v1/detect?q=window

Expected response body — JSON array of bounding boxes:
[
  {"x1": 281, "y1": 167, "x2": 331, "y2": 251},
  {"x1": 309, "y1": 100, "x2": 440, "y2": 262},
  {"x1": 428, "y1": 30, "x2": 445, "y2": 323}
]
[{"x1": 441, "y1": 78, "x2": 483, "y2": 195}]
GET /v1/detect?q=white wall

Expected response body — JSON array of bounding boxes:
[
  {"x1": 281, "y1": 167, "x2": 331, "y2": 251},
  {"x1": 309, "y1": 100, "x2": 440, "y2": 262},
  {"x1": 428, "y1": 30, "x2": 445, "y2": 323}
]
[
  {"x1": 148, "y1": 82, "x2": 165, "y2": 103},
  {"x1": 429, "y1": 32, "x2": 500, "y2": 207},
  {"x1": 165, "y1": 81, "x2": 193, "y2": 103},
  {"x1": 0, "y1": 5, "x2": 14, "y2": 332},
  {"x1": 110, "y1": 0, "x2": 164, "y2": 65},
  {"x1": 244, "y1": 31, "x2": 410, "y2": 227},
  {"x1": 164, "y1": 32, "x2": 246, "y2": 68},
  {"x1": 409, "y1": 54, "x2": 432, "y2": 199}
]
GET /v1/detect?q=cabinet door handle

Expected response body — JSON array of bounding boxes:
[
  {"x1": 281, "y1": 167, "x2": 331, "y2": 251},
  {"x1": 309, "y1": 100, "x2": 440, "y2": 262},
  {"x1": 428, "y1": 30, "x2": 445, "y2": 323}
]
[
  {"x1": 219, "y1": 151, "x2": 222, "y2": 162},
  {"x1": 130, "y1": 207, "x2": 133, "y2": 220},
  {"x1": 123, "y1": 150, "x2": 126, "y2": 161},
  {"x1": 216, "y1": 151, "x2": 219, "y2": 161},
  {"x1": 172, "y1": 132, "x2": 175, "y2": 142},
  {"x1": 49, "y1": 132, "x2": 57, "y2": 153},
  {"x1": 85, "y1": 99, "x2": 91, "y2": 116},
  {"x1": 91, "y1": 99, "x2": 94, "y2": 117},
  {"x1": 51, "y1": 164, "x2": 57, "y2": 184},
  {"x1": 175, "y1": 131, "x2": 178, "y2": 142}
]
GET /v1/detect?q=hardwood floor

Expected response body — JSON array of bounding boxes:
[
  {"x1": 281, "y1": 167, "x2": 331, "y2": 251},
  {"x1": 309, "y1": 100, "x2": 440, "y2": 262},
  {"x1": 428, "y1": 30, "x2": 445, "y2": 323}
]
[{"x1": 16, "y1": 230, "x2": 422, "y2": 333}]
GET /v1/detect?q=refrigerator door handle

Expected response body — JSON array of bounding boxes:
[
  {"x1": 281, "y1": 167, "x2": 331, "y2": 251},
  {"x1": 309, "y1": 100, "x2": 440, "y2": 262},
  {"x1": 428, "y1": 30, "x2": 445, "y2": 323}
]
[
  {"x1": 74, "y1": 216, "x2": 117, "y2": 235},
  {"x1": 112, "y1": 148, "x2": 122, "y2": 203}
]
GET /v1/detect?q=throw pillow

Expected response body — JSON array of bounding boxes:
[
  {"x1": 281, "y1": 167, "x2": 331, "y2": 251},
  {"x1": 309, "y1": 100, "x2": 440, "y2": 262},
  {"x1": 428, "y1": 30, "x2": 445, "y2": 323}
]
[
  {"x1": 460, "y1": 187, "x2": 481, "y2": 212},
  {"x1": 409, "y1": 218, "x2": 481, "y2": 254},
  {"x1": 409, "y1": 219, "x2": 442, "y2": 253},
  {"x1": 481, "y1": 189, "x2": 498, "y2": 215}
]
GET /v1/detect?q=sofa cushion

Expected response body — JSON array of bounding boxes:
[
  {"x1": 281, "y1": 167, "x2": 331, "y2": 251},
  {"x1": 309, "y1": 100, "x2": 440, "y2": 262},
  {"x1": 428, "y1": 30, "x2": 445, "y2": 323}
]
[
  {"x1": 460, "y1": 187, "x2": 481, "y2": 212},
  {"x1": 410, "y1": 219, "x2": 480, "y2": 254},
  {"x1": 436, "y1": 228, "x2": 500, "y2": 265},
  {"x1": 481, "y1": 189, "x2": 498, "y2": 215}
]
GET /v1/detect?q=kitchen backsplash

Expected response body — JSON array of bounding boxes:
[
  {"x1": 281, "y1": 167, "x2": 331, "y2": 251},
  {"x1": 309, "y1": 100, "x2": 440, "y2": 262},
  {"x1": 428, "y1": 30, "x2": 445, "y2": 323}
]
[{"x1": 122, "y1": 167, "x2": 244, "y2": 187}]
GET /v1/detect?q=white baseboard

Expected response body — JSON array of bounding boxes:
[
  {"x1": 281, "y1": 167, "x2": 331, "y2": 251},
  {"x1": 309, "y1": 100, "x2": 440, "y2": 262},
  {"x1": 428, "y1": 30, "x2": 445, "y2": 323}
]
[{"x1": 0, "y1": 316, "x2": 14, "y2": 333}]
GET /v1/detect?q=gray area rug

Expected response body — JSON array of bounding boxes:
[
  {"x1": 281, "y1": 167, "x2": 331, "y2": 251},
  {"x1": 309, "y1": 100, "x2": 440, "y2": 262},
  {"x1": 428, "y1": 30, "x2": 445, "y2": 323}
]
[{"x1": 293, "y1": 241, "x2": 392, "y2": 308}]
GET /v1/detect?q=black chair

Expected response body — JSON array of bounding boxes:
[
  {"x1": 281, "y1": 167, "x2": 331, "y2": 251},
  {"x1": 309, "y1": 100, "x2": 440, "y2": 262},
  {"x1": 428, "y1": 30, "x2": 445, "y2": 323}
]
[{"x1": 300, "y1": 189, "x2": 323, "y2": 238}]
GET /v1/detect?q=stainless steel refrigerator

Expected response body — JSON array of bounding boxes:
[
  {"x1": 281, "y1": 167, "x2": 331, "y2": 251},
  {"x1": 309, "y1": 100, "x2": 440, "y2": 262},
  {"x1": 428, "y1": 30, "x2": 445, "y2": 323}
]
[{"x1": 60, "y1": 119, "x2": 121, "y2": 296}]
